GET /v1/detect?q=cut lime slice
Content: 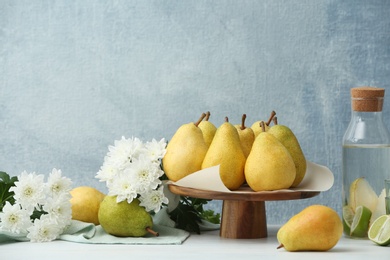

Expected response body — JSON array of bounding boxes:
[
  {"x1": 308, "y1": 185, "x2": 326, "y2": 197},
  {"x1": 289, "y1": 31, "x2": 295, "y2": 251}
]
[
  {"x1": 350, "y1": 205, "x2": 372, "y2": 237},
  {"x1": 368, "y1": 215, "x2": 390, "y2": 246},
  {"x1": 342, "y1": 205, "x2": 355, "y2": 235}
]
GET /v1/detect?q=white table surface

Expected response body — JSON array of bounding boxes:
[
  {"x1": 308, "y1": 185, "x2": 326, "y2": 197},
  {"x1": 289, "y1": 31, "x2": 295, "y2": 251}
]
[{"x1": 1, "y1": 225, "x2": 387, "y2": 260}]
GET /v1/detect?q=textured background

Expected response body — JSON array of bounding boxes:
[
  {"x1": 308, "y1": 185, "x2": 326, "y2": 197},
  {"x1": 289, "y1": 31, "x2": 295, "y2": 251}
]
[{"x1": 1, "y1": 0, "x2": 390, "y2": 225}]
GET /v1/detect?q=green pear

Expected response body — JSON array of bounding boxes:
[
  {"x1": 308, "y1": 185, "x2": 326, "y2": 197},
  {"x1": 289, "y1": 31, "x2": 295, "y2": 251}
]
[
  {"x1": 234, "y1": 114, "x2": 255, "y2": 158},
  {"x1": 251, "y1": 110, "x2": 276, "y2": 137},
  {"x1": 268, "y1": 118, "x2": 306, "y2": 187},
  {"x1": 202, "y1": 117, "x2": 246, "y2": 190},
  {"x1": 198, "y1": 111, "x2": 217, "y2": 148},
  {"x1": 245, "y1": 122, "x2": 296, "y2": 191},
  {"x1": 163, "y1": 113, "x2": 208, "y2": 182},
  {"x1": 277, "y1": 205, "x2": 343, "y2": 251},
  {"x1": 98, "y1": 196, "x2": 158, "y2": 237}
]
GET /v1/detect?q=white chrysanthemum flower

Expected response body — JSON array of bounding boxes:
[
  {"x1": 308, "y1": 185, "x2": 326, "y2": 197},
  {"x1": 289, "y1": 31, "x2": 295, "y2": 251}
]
[
  {"x1": 127, "y1": 155, "x2": 162, "y2": 194},
  {"x1": 0, "y1": 202, "x2": 31, "y2": 234},
  {"x1": 106, "y1": 136, "x2": 145, "y2": 170},
  {"x1": 107, "y1": 172, "x2": 138, "y2": 203},
  {"x1": 42, "y1": 194, "x2": 72, "y2": 229},
  {"x1": 144, "y1": 138, "x2": 167, "y2": 162},
  {"x1": 139, "y1": 186, "x2": 169, "y2": 213},
  {"x1": 27, "y1": 215, "x2": 61, "y2": 242},
  {"x1": 46, "y1": 168, "x2": 72, "y2": 198},
  {"x1": 96, "y1": 136, "x2": 168, "y2": 213},
  {"x1": 95, "y1": 162, "x2": 120, "y2": 183},
  {"x1": 10, "y1": 171, "x2": 45, "y2": 213}
]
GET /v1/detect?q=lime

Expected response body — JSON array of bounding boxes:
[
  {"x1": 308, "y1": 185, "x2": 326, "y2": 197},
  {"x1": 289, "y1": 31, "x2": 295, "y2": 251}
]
[
  {"x1": 342, "y1": 205, "x2": 355, "y2": 235},
  {"x1": 350, "y1": 205, "x2": 372, "y2": 237},
  {"x1": 368, "y1": 215, "x2": 390, "y2": 246}
]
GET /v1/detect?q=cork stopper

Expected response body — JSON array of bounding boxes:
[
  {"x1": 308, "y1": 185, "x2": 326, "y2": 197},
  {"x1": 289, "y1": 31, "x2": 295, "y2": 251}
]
[{"x1": 351, "y1": 86, "x2": 385, "y2": 112}]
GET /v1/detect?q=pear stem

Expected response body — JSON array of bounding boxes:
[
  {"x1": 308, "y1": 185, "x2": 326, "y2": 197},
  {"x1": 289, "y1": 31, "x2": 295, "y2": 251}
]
[
  {"x1": 260, "y1": 121, "x2": 266, "y2": 132},
  {"x1": 277, "y1": 244, "x2": 284, "y2": 249},
  {"x1": 195, "y1": 113, "x2": 207, "y2": 127},
  {"x1": 240, "y1": 114, "x2": 247, "y2": 130},
  {"x1": 205, "y1": 111, "x2": 211, "y2": 121},
  {"x1": 225, "y1": 116, "x2": 229, "y2": 122},
  {"x1": 266, "y1": 110, "x2": 276, "y2": 126},
  {"x1": 146, "y1": 227, "x2": 159, "y2": 237},
  {"x1": 273, "y1": 116, "x2": 278, "y2": 125}
]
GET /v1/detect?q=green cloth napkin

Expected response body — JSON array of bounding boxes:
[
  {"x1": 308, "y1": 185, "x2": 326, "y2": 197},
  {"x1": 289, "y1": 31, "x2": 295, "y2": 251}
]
[
  {"x1": 0, "y1": 207, "x2": 219, "y2": 244},
  {"x1": 0, "y1": 221, "x2": 189, "y2": 245},
  {"x1": 0, "y1": 207, "x2": 190, "y2": 245},
  {"x1": 59, "y1": 221, "x2": 190, "y2": 245}
]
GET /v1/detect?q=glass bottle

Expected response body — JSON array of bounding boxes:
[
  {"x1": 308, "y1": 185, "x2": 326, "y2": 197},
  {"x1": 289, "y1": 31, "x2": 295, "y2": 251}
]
[{"x1": 342, "y1": 86, "x2": 390, "y2": 238}]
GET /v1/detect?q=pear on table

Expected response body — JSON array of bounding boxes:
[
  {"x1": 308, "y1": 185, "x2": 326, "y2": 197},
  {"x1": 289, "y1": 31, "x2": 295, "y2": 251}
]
[
  {"x1": 234, "y1": 114, "x2": 255, "y2": 158},
  {"x1": 98, "y1": 196, "x2": 158, "y2": 237},
  {"x1": 202, "y1": 117, "x2": 246, "y2": 190},
  {"x1": 245, "y1": 121, "x2": 296, "y2": 191},
  {"x1": 198, "y1": 111, "x2": 217, "y2": 148},
  {"x1": 268, "y1": 117, "x2": 307, "y2": 187},
  {"x1": 251, "y1": 110, "x2": 276, "y2": 138},
  {"x1": 277, "y1": 205, "x2": 343, "y2": 251},
  {"x1": 163, "y1": 113, "x2": 208, "y2": 182}
]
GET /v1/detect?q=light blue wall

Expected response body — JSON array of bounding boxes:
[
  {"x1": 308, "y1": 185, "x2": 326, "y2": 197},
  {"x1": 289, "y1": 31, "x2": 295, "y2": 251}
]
[{"x1": 1, "y1": 0, "x2": 390, "y2": 224}]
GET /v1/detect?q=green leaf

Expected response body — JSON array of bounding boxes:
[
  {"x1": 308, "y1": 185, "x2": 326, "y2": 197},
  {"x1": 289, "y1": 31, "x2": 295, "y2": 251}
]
[
  {"x1": 201, "y1": 209, "x2": 221, "y2": 224},
  {"x1": 30, "y1": 209, "x2": 47, "y2": 221},
  {"x1": 168, "y1": 196, "x2": 220, "y2": 234},
  {"x1": 0, "y1": 171, "x2": 11, "y2": 183},
  {"x1": 169, "y1": 203, "x2": 202, "y2": 234},
  {"x1": 0, "y1": 171, "x2": 18, "y2": 212}
]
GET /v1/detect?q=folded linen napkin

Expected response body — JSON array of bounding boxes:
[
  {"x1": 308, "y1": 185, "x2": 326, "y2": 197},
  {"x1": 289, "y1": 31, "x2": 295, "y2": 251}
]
[
  {"x1": 0, "y1": 207, "x2": 219, "y2": 244},
  {"x1": 60, "y1": 221, "x2": 190, "y2": 245},
  {"x1": 0, "y1": 221, "x2": 189, "y2": 245}
]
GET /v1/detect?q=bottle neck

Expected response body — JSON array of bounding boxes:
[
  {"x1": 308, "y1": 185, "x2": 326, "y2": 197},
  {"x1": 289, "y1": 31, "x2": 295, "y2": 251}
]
[
  {"x1": 351, "y1": 110, "x2": 384, "y2": 120},
  {"x1": 343, "y1": 110, "x2": 390, "y2": 145}
]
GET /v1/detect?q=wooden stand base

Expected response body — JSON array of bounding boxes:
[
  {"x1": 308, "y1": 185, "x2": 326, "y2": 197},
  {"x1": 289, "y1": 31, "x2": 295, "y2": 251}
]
[
  {"x1": 168, "y1": 184, "x2": 320, "y2": 239},
  {"x1": 220, "y1": 200, "x2": 267, "y2": 239}
]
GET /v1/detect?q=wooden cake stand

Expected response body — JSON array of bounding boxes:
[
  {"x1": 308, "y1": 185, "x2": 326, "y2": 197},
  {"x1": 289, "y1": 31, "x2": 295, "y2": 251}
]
[{"x1": 168, "y1": 184, "x2": 320, "y2": 239}]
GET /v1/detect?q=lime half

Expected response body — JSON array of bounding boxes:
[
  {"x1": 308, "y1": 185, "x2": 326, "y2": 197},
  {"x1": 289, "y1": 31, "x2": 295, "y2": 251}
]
[
  {"x1": 342, "y1": 205, "x2": 355, "y2": 235},
  {"x1": 368, "y1": 215, "x2": 390, "y2": 246},
  {"x1": 350, "y1": 205, "x2": 372, "y2": 237}
]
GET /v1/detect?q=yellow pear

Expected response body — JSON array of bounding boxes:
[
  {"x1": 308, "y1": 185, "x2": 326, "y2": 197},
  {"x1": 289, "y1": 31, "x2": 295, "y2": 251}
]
[
  {"x1": 251, "y1": 110, "x2": 276, "y2": 137},
  {"x1": 234, "y1": 114, "x2": 255, "y2": 158},
  {"x1": 201, "y1": 117, "x2": 246, "y2": 190},
  {"x1": 277, "y1": 205, "x2": 343, "y2": 251},
  {"x1": 70, "y1": 186, "x2": 105, "y2": 225},
  {"x1": 198, "y1": 111, "x2": 217, "y2": 148},
  {"x1": 245, "y1": 122, "x2": 296, "y2": 191},
  {"x1": 163, "y1": 113, "x2": 208, "y2": 182},
  {"x1": 268, "y1": 117, "x2": 306, "y2": 187}
]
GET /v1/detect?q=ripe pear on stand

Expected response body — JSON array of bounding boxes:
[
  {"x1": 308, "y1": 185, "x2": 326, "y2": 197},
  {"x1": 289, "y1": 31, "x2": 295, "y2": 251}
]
[
  {"x1": 277, "y1": 205, "x2": 343, "y2": 251},
  {"x1": 163, "y1": 113, "x2": 208, "y2": 182},
  {"x1": 234, "y1": 114, "x2": 255, "y2": 158},
  {"x1": 268, "y1": 117, "x2": 307, "y2": 187},
  {"x1": 201, "y1": 117, "x2": 246, "y2": 190},
  {"x1": 245, "y1": 122, "x2": 296, "y2": 191},
  {"x1": 251, "y1": 110, "x2": 276, "y2": 138},
  {"x1": 198, "y1": 111, "x2": 217, "y2": 148}
]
